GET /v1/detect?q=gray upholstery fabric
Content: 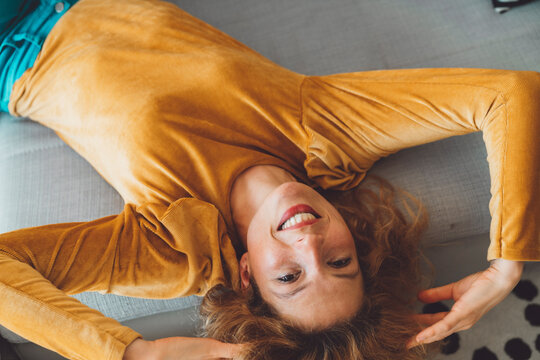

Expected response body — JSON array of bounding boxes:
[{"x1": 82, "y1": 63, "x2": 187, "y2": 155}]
[
  {"x1": 1, "y1": 0, "x2": 539, "y2": 358},
  {"x1": 370, "y1": 133, "x2": 491, "y2": 248},
  {"x1": 369, "y1": 133, "x2": 494, "y2": 285},
  {"x1": 0, "y1": 115, "x2": 124, "y2": 231},
  {"x1": 176, "y1": 0, "x2": 540, "y2": 74}
]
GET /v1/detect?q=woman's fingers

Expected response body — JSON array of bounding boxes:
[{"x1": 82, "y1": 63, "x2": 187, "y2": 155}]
[
  {"x1": 415, "y1": 309, "x2": 464, "y2": 344},
  {"x1": 409, "y1": 263, "x2": 523, "y2": 349},
  {"x1": 415, "y1": 282, "x2": 491, "y2": 344},
  {"x1": 406, "y1": 337, "x2": 421, "y2": 349},
  {"x1": 413, "y1": 312, "x2": 449, "y2": 325},
  {"x1": 417, "y1": 283, "x2": 455, "y2": 303},
  {"x1": 407, "y1": 312, "x2": 449, "y2": 349}
]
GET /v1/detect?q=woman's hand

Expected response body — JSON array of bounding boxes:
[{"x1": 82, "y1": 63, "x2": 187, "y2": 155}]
[
  {"x1": 124, "y1": 337, "x2": 243, "y2": 360},
  {"x1": 408, "y1": 259, "x2": 523, "y2": 348}
]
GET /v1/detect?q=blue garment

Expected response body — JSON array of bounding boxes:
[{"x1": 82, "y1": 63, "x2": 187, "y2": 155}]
[
  {"x1": 0, "y1": 0, "x2": 78, "y2": 112},
  {"x1": 0, "y1": 0, "x2": 28, "y2": 33}
]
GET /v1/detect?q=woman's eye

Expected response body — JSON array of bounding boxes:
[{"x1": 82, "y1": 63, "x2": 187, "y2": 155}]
[
  {"x1": 277, "y1": 273, "x2": 299, "y2": 283},
  {"x1": 329, "y1": 258, "x2": 351, "y2": 268}
]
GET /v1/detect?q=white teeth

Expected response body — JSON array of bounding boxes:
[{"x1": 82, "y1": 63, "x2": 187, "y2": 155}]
[{"x1": 281, "y1": 212, "x2": 316, "y2": 230}]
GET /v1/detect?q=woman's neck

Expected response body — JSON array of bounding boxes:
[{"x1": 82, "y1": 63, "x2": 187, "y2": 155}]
[{"x1": 230, "y1": 165, "x2": 296, "y2": 248}]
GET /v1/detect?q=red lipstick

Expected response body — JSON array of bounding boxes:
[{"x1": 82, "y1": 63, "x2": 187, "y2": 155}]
[{"x1": 278, "y1": 204, "x2": 320, "y2": 231}]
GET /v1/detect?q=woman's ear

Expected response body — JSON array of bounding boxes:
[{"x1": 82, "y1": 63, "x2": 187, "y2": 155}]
[{"x1": 239, "y1": 253, "x2": 251, "y2": 290}]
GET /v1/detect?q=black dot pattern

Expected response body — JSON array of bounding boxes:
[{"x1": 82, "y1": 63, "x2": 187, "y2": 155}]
[
  {"x1": 472, "y1": 346, "x2": 498, "y2": 360},
  {"x1": 513, "y1": 280, "x2": 538, "y2": 302},
  {"x1": 535, "y1": 334, "x2": 540, "y2": 353},
  {"x1": 422, "y1": 301, "x2": 449, "y2": 314},
  {"x1": 525, "y1": 304, "x2": 540, "y2": 326},
  {"x1": 441, "y1": 333, "x2": 459, "y2": 354},
  {"x1": 504, "y1": 338, "x2": 532, "y2": 360}
]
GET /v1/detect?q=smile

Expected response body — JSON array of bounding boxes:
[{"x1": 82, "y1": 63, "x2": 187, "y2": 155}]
[{"x1": 278, "y1": 204, "x2": 320, "y2": 231}]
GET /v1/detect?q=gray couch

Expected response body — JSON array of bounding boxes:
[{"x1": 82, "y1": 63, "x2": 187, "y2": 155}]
[{"x1": 1, "y1": 0, "x2": 539, "y2": 359}]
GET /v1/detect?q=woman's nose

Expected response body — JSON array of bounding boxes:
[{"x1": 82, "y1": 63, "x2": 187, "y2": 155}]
[{"x1": 294, "y1": 233, "x2": 323, "y2": 266}]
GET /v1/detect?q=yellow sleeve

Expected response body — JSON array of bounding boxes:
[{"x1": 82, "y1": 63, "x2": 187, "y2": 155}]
[
  {"x1": 0, "y1": 198, "x2": 239, "y2": 360},
  {"x1": 301, "y1": 68, "x2": 540, "y2": 261}
]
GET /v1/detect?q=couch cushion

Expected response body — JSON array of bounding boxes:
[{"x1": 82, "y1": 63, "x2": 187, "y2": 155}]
[
  {"x1": 176, "y1": 0, "x2": 540, "y2": 73},
  {"x1": 369, "y1": 133, "x2": 491, "y2": 248}
]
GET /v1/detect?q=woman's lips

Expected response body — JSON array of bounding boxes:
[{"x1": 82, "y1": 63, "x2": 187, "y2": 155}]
[{"x1": 278, "y1": 204, "x2": 320, "y2": 231}]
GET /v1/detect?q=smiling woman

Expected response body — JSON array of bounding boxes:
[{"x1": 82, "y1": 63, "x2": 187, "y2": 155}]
[
  {"x1": 0, "y1": 0, "x2": 539, "y2": 359},
  {"x1": 230, "y1": 166, "x2": 365, "y2": 330},
  {"x1": 202, "y1": 175, "x2": 429, "y2": 359}
]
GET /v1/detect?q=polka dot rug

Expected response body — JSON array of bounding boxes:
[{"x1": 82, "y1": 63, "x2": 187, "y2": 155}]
[{"x1": 431, "y1": 262, "x2": 540, "y2": 360}]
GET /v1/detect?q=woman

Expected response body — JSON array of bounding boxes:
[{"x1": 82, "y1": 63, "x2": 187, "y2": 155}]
[{"x1": 0, "y1": 0, "x2": 538, "y2": 359}]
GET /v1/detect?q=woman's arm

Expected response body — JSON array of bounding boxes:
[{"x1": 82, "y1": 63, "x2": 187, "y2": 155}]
[
  {"x1": 300, "y1": 68, "x2": 540, "y2": 345},
  {"x1": 0, "y1": 198, "x2": 239, "y2": 360},
  {"x1": 123, "y1": 337, "x2": 243, "y2": 360},
  {"x1": 302, "y1": 68, "x2": 540, "y2": 261}
]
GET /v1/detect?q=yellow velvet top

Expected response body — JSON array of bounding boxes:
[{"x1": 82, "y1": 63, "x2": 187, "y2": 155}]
[{"x1": 0, "y1": 0, "x2": 539, "y2": 359}]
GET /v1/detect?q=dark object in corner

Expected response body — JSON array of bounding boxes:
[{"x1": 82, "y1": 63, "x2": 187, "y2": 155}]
[
  {"x1": 492, "y1": 0, "x2": 536, "y2": 14},
  {"x1": 0, "y1": 334, "x2": 21, "y2": 360}
]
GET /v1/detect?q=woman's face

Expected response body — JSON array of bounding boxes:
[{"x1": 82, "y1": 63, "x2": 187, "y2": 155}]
[{"x1": 239, "y1": 182, "x2": 364, "y2": 330}]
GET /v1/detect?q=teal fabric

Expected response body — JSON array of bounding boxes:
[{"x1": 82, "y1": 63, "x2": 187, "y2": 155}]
[
  {"x1": 0, "y1": 0, "x2": 79, "y2": 113},
  {"x1": 0, "y1": 0, "x2": 28, "y2": 33}
]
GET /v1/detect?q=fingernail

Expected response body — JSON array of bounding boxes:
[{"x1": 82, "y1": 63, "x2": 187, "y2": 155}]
[{"x1": 417, "y1": 335, "x2": 426, "y2": 343}]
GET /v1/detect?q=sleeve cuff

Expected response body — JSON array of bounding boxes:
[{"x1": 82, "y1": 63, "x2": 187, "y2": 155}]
[{"x1": 108, "y1": 327, "x2": 143, "y2": 360}]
